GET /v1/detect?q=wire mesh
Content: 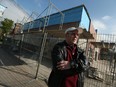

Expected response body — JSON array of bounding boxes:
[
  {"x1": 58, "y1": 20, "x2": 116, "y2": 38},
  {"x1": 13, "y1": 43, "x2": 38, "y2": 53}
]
[{"x1": 1, "y1": 33, "x2": 116, "y2": 87}]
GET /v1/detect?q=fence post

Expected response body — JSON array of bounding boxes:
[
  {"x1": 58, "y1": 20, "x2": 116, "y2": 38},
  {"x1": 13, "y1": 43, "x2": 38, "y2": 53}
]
[
  {"x1": 35, "y1": 32, "x2": 48, "y2": 79},
  {"x1": 19, "y1": 33, "x2": 24, "y2": 59}
]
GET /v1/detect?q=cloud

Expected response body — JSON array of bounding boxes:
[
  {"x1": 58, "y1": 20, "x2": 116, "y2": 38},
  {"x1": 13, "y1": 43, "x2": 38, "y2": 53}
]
[
  {"x1": 92, "y1": 17, "x2": 116, "y2": 34},
  {"x1": 110, "y1": 25, "x2": 116, "y2": 34},
  {"x1": 92, "y1": 16, "x2": 116, "y2": 34},
  {"x1": 102, "y1": 16, "x2": 112, "y2": 20},
  {"x1": 92, "y1": 20, "x2": 106, "y2": 30}
]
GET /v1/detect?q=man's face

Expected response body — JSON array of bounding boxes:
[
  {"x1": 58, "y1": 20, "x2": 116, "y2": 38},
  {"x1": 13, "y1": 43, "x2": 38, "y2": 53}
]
[{"x1": 65, "y1": 30, "x2": 79, "y2": 45}]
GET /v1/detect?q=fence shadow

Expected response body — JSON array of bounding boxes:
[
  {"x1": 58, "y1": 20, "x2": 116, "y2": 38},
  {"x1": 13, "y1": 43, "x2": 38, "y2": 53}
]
[{"x1": 0, "y1": 45, "x2": 27, "y2": 66}]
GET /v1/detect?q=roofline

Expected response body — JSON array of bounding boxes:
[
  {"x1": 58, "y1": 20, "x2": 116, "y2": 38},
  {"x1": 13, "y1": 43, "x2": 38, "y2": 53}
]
[
  {"x1": 39, "y1": 4, "x2": 91, "y2": 26},
  {"x1": 60, "y1": 4, "x2": 91, "y2": 31},
  {"x1": 47, "y1": 4, "x2": 91, "y2": 20},
  {"x1": 32, "y1": 4, "x2": 92, "y2": 30}
]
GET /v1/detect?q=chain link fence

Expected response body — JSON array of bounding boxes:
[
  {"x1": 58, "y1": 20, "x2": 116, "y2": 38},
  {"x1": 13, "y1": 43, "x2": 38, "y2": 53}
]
[{"x1": 2, "y1": 33, "x2": 116, "y2": 87}]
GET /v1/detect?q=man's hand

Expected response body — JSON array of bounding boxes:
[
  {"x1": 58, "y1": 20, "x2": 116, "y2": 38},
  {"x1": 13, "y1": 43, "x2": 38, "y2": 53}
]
[{"x1": 57, "y1": 60, "x2": 71, "y2": 70}]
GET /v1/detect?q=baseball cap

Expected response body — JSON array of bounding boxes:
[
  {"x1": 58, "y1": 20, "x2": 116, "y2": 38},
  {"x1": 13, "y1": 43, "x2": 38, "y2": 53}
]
[{"x1": 65, "y1": 27, "x2": 83, "y2": 34}]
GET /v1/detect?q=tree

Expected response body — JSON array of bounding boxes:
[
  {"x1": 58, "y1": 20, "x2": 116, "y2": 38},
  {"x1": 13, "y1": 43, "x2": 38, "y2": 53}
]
[{"x1": 1, "y1": 18, "x2": 14, "y2": 35}]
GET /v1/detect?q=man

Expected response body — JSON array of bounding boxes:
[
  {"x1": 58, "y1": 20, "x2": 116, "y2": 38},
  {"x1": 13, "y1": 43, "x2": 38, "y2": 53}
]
[{"x1": 48, "y1": 27, "x2": 88, "y2": 87}]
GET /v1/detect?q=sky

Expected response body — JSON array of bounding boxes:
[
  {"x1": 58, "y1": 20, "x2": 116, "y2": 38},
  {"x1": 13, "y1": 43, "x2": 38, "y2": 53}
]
[{"x1": 14, "y1": 0, "x2": 116, "y2": 34}]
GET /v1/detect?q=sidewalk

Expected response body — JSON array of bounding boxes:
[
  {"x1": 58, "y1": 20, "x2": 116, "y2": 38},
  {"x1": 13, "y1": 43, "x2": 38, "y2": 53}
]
[{"x1": 0, "y1": 46, "x2": 48, "y2": 87}]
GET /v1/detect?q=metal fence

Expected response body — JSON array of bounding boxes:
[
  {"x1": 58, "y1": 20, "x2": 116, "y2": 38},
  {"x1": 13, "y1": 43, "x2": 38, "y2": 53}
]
[{"x1": 2, "y1": 33, "x2": 116, "y2": 87}]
